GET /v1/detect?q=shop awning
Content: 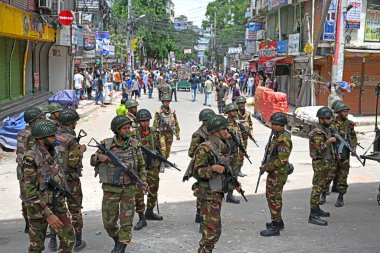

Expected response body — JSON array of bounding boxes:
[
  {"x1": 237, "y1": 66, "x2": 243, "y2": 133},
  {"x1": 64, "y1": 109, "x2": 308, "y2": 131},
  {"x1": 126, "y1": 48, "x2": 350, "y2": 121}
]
[
  {"x1": 293, "y1": 56, "x2": 325, "y2": 62},
  {"x1": 268, "y1": 56, "x2": 293, "y2": 64},
  {"x1": 345, "y1": 48, "x2": 380, "y2": 58}
]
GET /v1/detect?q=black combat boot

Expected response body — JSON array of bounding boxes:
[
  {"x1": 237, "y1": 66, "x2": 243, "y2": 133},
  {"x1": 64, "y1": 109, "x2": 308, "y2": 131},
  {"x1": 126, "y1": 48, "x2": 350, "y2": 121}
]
[
  {"x1": 320, "y1": 192, "x2": 327, "y2": 205},
  {"x1": 317, "y1": 206, "x2": 330, "y2": 217},
  {"x1": 199, "y1": 222, "x2": 204, "y2": 234},
  {"x1": 115, "y1": 243, "x2": 127, "y2": 253},
  {"x1": 335, "y1": 193, "x2": 344, "y2": 207},
  {"x1": 74, "y1": 233, "x2": 86, "y2": 252},
  {"x1": 48, "y1": 233, "x2": 58, "y2": 252},
  {"x1": 24, "y1": 217, "x2": 29, "y2": 233},
  {"x1": 266, "y1": 220, "x2": 285, "y2": 230},
  {"x1": 134, "y1": 212, "x2": 147, "y2": 230},
  {"x1": 331, "y1": 180, "x2": 338, "y2": 193},
  {"x1": 111, "y1": 237, "x2": 120, "y2": 253},
  {"x1": 226, "y1": 190, "x2": 240, "y2": 204},
  {"x1": 195, "y1": 208, "x2": 203, "y2": 223},
  {"x1": 145, "y1": 208, "x2": 163, "y2": 220},
  {"x1": 308, "y1": 208, "x2": 328, "y2": 226},
  {"x1": 260, "y1": 222, "x2": 280, "y2": 237}
]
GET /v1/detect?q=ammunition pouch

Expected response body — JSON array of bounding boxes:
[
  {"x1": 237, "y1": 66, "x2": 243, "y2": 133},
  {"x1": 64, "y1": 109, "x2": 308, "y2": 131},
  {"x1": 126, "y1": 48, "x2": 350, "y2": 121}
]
[{"x1": 209, "y1": 174, "x2": 223, "y2": 192}]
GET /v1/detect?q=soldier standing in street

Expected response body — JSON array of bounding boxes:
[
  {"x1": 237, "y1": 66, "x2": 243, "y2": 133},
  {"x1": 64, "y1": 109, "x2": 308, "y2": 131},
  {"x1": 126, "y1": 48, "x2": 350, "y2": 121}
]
[
  {"x1": 51, "y1": 108, "x2": 87, "y2": 252},
  {"x1": 90, "y1": 115, "x2": 147, "y2": 253},
  {"x1": 192, "y1": 114, "x2": 242, "y2": 253},
  {"x1": 187, "y1": 109, "x2": 216, "y2": 228},
  {"x1": 16, "y1": 107, "x2": 45, "y2": 234},
  {"x1": 125, "y1": 100, "x2": 139, "y2": 129},
  {"x1": 224, "y1": 103, "x2": 243, "y2": 204},
  {"x1": 308, "y1": 107, "x2": 337, "y2": 226},
  {"x1": 153, "y1": 94, "x2": 180, "y2": 161},
  {"x1": 259, "y1": 112, "x2": 293, "y2": 236},
  {"x1": 21, "y1": 120, "x2": 75, "y2": 253},
  {"x1": 236, "y1": 96, "x2": 253, "y2": 176},
  {"x1": 131, "y1": 109, "x2": 164, "y2": 231},
  {"x1": 47, "y1": 102, "x2": 63, "y2": 126},
  {"x1": 321, "y1": 102, "x2": 357, "y2": 207}
]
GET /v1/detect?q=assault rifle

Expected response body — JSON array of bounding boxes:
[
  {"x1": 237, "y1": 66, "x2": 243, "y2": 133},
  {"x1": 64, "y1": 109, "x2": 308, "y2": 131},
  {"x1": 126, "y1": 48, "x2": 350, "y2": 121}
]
[
  {"x1": 140, "y1": 145, "x2": 181, "y2": 171},
  {"x1": 88, "y1": 138, "x2": 145, "y2": 186},
  {"x1": 238, "y1": 122, "x2": 259, "y2": 147},
  {"x1": 255, "y1": 131, "x2": 274, "y2": 193},
  {"x1": 227, "y1": 128, "x2": 252, "y2": 164},
  {"x1": 159, "y1": 115, "x2": 178, "y2": 137},
  {"x1": 332, "y1": 129, "x2": 364, "y2": 166},
  {"x1": 76, "y1": 129, "x2": 87, "y2": 143},
  {"x1": 43, "y1": 176, "x2": 83, "y2": 211}
]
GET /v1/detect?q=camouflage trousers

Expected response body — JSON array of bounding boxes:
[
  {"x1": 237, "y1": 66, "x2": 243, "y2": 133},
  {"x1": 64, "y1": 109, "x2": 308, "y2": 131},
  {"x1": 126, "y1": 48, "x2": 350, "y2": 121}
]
[
  {"x1": 66, "y1": 179, "x2": 83, "y2": 235},
  {"x1": 198, "y1": 193, "x2": 223, "y2": 253},
  {"x1": 159, "y1": 133, "x2": 174, "y2": 158},
  {"x1": 27, "y1": 200, "x2": 75, "y2": 253},
  {"x1": 266, "y1": 168, "x2": 288, "y2": 222},
  {"x1": 102, "y1": 184, "x2": 136, "y2": 244},
  {"x1": 135, "y1": 167, "x2": 160, "y2": 213},
  {"x1": 324, "y1": 158, "x2": 350, "y2": 194},
  {"x1": 310, "y1": 159, "x2": 333, "y2": 209}
]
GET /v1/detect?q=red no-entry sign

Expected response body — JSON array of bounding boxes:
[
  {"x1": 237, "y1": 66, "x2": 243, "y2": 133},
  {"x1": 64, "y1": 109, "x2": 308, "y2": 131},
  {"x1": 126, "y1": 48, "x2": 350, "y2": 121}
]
[{"x1": 58, "y1": 10, "x2": 74, "y2": 26}]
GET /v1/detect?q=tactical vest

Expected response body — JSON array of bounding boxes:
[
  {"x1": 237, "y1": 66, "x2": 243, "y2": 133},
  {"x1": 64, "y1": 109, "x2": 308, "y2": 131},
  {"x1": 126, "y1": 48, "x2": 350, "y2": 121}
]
[
  {"x1": 97, "y1": 138, "x2": 139, "y2": 185},
  {"x1": 55, "y1": 132, "x2": 82, "y2": 180},
  {"x1": 227, "y1": 120, "x2": 241, "y2": 153},
  {"x1": 332, "y1": 119, "x2": 353, "y2": 159},
  {"x1": 309, "y1": 125, "x2": 334, "y2": 160},
  {"x1": 158, "y1": 109, "x2": 175, "y2": 133},
  {"x1": 135, "y1": 127, "x2": 160, "y2": 169},
  {"x1": 269, "y1": 131, "x2": 291, "y2": 159},
  {"x1": 16, "y1": 127, "x2": 34, "y2": 180},
  {"x1": 195, "y1": 126, "x2": 208, "y2": 141}
]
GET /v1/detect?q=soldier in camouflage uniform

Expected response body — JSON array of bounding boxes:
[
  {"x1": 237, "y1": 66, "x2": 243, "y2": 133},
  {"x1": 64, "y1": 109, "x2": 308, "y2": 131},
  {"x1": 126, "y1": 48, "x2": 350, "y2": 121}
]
[
  {"x1": 320, "y1": 102, "x2": 357, "y2": 207},
  {"x1": 188, "y1": 109, "x2": 216, "y2": 225},
  {"x1": 47, "y1": 102, "x2": 63, "y2": 126},
  {"x1": 259, "y1": 112, "x2": 293, "y2": 236},
  {"x1": 308, "y1": 107, "x2": 337, "y2": 226},
  {"x1": 21, "y1": 120, "x2": 75, "y2": 253},
  {"x1": 235, "y1": 96, "x2": 253, "y2": 177},
  {"x1": 153, "y1": 94, "x2": 180, "y2": 161},
  {"x1": 131, "y1": 109, "x2": 164, "y2": 231},
  {"x1": 224, "y1": 103, "x2": 243, "y2": 204},
  {"x1": 90, "y1": 115, "x2": 147, "y2": 253},
  {"x1": 51, "y1": 108, "x2": 87, "y2": 251},
  {"x1": 125, "y1": 100, "x2": 139, "y2": 129},
  {"x1": 16, "y1": 107, "x2": 45, "y2": 234},
  {"x1": 192, "y1": 114, "x2": 242, "y2": 253}
]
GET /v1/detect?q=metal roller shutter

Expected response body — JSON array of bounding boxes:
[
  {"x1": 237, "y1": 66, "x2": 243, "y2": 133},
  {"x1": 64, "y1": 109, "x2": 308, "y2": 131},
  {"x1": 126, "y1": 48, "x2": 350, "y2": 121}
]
[
  {"x1": 0, "y1": 37, "x2": 10, "y2": 103},
  {"x1": 33, "y1": 42, "x2": 43, "y2": 93},
  {"x1": 10, "y1": 39, "x2": 26, "y2": 99},
  {"x1": 39, "y1": 43, "x2": 52, "y2": 92},
  {"x1": 25, "y1": 42, "x2": 34, "y2": 96}
]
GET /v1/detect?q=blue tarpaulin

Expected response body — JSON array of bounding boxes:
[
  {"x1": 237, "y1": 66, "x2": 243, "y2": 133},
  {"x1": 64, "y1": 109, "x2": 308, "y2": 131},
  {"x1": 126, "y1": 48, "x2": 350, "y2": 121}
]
[
  {"x1": 48, "y1": 90, "x2": 79, "y2": 108},
  {"x1": 0, "y1": 112, "x2": 26, "y2": 150}
]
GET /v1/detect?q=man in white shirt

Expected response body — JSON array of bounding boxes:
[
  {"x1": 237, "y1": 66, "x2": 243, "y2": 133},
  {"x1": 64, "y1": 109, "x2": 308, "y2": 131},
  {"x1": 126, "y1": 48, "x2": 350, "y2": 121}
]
[{"x1": 73, "y1": 70, "x2": 84, "y2": 101}]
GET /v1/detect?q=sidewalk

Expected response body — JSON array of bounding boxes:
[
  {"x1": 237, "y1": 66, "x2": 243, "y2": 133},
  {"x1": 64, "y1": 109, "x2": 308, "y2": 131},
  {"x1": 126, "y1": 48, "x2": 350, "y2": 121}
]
[{"x1": 76, "y1": 91, "x2": 122, "y2": 119}]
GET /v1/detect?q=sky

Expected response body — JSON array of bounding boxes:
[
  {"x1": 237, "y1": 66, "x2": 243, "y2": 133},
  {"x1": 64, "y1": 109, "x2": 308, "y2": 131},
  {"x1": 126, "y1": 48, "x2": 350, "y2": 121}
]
[{"x1": 172, "y1": 0, "x2": 212, "y2": 27}]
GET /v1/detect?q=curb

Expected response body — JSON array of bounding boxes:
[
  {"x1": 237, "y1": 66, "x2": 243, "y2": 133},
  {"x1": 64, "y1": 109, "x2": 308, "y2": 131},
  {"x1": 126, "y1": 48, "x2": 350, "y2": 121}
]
[{"x1": 78, "y1": 105, "x2": 101, "y2": 119}]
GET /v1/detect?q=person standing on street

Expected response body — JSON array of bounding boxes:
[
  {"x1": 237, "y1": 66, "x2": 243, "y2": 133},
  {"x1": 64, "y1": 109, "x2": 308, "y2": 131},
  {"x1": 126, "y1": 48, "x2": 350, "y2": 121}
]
[
  {"x1": 308, "y1": 107, "x2": 337, "y2": 226},
  {"x1": 203, "y1": 76, "x2": 213, "y2": 107},
  {"x1": 131, "y1": 76, "x2": 139, "y2": 100},
  {"x1": 90, "y1": 115, "x2": 148, "y2": 253},
  {"x1": 85, "y1": 69, "x2": 94, "y2": 99},
  {"x1": 191, "y1": 115, "x2": 243, "y2": 253},
  {"x1": 215, "y1": 82, "x2": 228, "y2": 114},
  {"x1": 153, "y1": 95, "x2": 180, "y2": 160},
  {"x1": 95, "y1": 74, "x2": 106, "y2": 107},
  {"x1": 231, "y1": 82, "x2": 240, "y2": 103},
  {"x1": 189, "y1": 73, "x2": 199, "y2": 102},
  {"x1": 259, "y1": 112, "x2": 293, "y2": 236},
  {"x1": 171, "y1": 74, "x2": 178, "y2": 102},
  {"x1": 148, "y1": 73, "x2": 155, "y2": 99},
  {"x1": 22, "y1": 120, "x2": 75, "y2": 253},
  {"x1": 73, "y1": 70, "x2": 84, "y2": 101},
  {"x1": 116, "y1": 98, "x2": 128, "y2": 116},
  {"x1": 125, "y1": 100, "x2": 139, "y2": 129},
  {"x1": 54, "y1": 109, "x2": 87, "y2": 251},
  {"x1": 131, "y1": 109, "x2": 164, "y2": 231},
  {"x1": 113, "y1": 68, "x2": 121, "y2": 91},
  {"x1": 247, "y1": 73, "x2": 254, "y2": 97}
]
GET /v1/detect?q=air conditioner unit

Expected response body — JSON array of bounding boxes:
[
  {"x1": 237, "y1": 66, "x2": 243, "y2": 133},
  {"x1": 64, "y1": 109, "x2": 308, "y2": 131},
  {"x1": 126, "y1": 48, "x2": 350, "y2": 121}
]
[{"x1": 39, "y1": 0, "x2": 52, "y2": 10}]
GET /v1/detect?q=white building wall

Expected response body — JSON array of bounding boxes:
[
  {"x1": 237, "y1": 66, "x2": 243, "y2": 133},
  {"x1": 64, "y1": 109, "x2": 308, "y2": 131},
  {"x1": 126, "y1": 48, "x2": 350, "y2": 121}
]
[{"x1": 49, "y1": 45, "x2": 71, "y2": 93}]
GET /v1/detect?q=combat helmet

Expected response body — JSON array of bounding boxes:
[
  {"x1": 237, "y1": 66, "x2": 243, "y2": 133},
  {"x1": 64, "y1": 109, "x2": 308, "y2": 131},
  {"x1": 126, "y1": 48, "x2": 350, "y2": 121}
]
[
  {"x1": 235, "y1": 96, "x2": 246, "y2": 104},
  {"x1": 58, "y1": 108, "x2": 80, "y2": 125},
  {"x1": 24, "y1": 107, "x2": 43, "y2": 123},
  {"x1": 331, "y1": 100, "x2": 343, "y2": 110},
  {"x1": 47, "y1": 102, "x2": 63, "y2": 113},
  {"x1": 31, "y1": 119, "x2": 58, "y2": 139},
  {"x1": 316, "y1": 106, "x2": 334, "y2": 118},
  {"x1": 270, "y1": 112, "x2": 288, "y2": 126},
  {"x1": 121, "y1": 98, "x2": 127, "y2": 105},
  {"x1": 206, "y1": 115, "x2": 229, "y2": 133},
  {"x1": 125, "y1": 100, "x2": 139, "y2": 109},
  {"x1": 111, "y1": 115, "x2": 132, "y2": 133},
  {"x1": 199, "y1": 108, "x2": 215, "y2": 122},
  {"x1": 224, "y1": 103, "x2": 239, "y2": 113},
  {"x1": 136, "y1": 109, "x2": 152, "y2": 121},
  {"x1": 334, "y1": 102, "x2": 350, "y2": 113},
  {"x1": 161, "y1": 94, "x2": 171, "y2": 102}
]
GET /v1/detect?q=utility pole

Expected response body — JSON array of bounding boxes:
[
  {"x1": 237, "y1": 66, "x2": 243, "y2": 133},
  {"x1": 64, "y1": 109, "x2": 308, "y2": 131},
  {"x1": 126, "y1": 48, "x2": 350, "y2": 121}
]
[
  {"x1": 126, "y1": 0, "x2": 132, "y2": 71},
  {"x1": 213, "y1": 12, "x2": 217, "y2": 70},
  {"x1": 331, "y1": 0, "x2": 344, "y2": 84},
  {"x1": 305, "y1": 13, "x2": 316, "y2": 106}
]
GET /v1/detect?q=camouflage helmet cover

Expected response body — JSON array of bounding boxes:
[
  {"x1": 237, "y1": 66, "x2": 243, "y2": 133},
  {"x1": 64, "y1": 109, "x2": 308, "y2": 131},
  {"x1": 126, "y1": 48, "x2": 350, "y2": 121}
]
[
  {"x1": 24, "y1": 107, "x2": 43, "y2": 123},
  {"x1": 125, "y1": 100, "x2": 139, "y2": 109},
  {"x1": 224, "y1": 103, "x2": 239, "y2": 113},
  {"x1": 31, "y1": 119, "x2": 58, "y2": 139},
  {"x1": 111, "y1": 115, "x2": 132, "y2": 133},
  {"x1": 199, "y1": 108, "x2": 215, "y2": 122},
  {"x1": 270, "y1": 112, "x2": 288, "y2": 126},
  {"x1": 206, "y1": 115, "x2": 229, "y2": 133},
  {"x1": 136, "y1": 109, "x2": 152, "y2": 121},
  {"x1": 316, "y1": 106, "x2": 334, "y2": 118},
  {"x1": 47, "y1": 102, "x2": 63, "y2": 113},
  {"x1": 58, "y1": 108, "x2": 80, "y2": 125}
]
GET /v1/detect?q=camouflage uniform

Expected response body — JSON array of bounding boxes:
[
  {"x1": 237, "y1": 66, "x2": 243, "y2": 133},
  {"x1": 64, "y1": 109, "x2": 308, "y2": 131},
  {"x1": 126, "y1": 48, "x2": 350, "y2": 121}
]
[
  {"x1": 22, "y1": 144, "x2": 75, "y2": 253},
  {"x1": 226, "y1": 118, "x2": 243, "y2": 176},
  {"x1": 159, "y1": 83, "x2": 172, "y2": 97},
  {"x1": 90, "y1": 136, "x2": 146, "y2": 246},
  {"x1": 192, "y1": 135, "x2": 231, "y2": 253},
  {"x1": 131, "y1": 127, "x2": 162, "y2": 213},
  {"x1": 309, "y1": 124, "x2": 336, "y2": 209},
  {"x1": 261, "y1": 130, "x2": 292, "y2": 223},
  {"x1": 56, "y1": 126, "x2": 84, "y2": 236},
  {"x1": 153, "y1": 107, "x2": 180, "y2": 158},
  {"x1": 324, "y1": 119, "x2": 357, "y2": 194},
  {"x1": 237, "y1": 108, "x2": 253, "y2": 149},
  {"x1": 127, "y1": 113, "x2": 139, "y2": 129}
]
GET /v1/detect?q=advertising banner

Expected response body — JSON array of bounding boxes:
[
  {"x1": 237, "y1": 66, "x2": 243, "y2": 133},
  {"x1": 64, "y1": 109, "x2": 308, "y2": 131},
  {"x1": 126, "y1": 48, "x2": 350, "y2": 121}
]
[
  {"x1": 288, "y1": 33, "x2": 300, "y2": 55},
  {"x1": 322, "y1": 0, "x2": 336, "y2": 41},
  {"x1": 346, "y1": 0, "x2": 362, "y2": 29},
  {"x1": 277, "y1": 40, "x2": 288, "y2": 53},
  {"x1": 258, "y1": 41, "x2": 277, "y2": 65},
  {"x1": 365, "y1": 9, "x2": 380, "y2": 42},
  {"x1": 96, "y1": 31, "x2": 110, "y2": 55},
  {"x1": 83, "y1": 32, "x2": 96, "y2": 58}
]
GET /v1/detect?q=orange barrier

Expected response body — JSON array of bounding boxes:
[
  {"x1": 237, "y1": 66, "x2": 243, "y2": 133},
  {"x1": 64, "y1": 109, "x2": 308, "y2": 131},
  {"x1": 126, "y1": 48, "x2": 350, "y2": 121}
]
[{"x1": 254, "y1": 86, "x2": 289, "y2": 123}]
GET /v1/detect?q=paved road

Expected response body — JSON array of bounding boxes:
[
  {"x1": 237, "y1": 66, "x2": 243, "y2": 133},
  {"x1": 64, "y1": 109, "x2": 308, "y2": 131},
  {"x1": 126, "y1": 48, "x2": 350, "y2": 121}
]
[{"x1": 0, "y1": 90, "x2": 379, "y2": 252}]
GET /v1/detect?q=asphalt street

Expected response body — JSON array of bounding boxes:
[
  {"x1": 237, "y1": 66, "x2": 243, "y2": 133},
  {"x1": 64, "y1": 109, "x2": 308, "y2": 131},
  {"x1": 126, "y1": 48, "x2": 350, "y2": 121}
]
[{"x1": 0, "y1": 90, "x2": 379, "y2": 253}]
